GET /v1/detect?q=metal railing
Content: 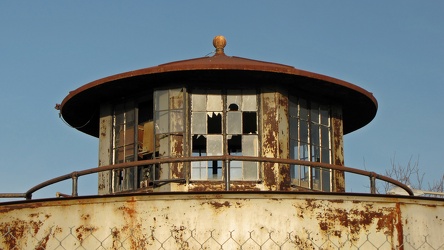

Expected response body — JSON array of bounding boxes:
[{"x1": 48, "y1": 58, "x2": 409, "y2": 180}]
[{"x1": 0, "y1": 156, "x2": 414, "y2": 200}]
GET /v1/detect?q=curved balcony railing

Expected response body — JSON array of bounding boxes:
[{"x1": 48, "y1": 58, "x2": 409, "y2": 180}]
[{"x1": 0, "y1": 156, "x2": 414, "y2": 200}]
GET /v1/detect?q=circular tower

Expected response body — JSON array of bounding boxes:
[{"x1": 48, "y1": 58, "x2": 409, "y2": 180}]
[{"x1": 60, "y1": 36, "x2": 377, "y2": 194}]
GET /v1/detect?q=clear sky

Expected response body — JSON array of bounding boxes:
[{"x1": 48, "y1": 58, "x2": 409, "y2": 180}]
[{"x1": 0, "y1": 2, "x2": 442, "y2": 200}]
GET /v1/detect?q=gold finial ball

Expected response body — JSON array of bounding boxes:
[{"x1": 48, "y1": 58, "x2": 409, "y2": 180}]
[{"x1": 213, "y1": 35, "x2": 226, "y2": 53}]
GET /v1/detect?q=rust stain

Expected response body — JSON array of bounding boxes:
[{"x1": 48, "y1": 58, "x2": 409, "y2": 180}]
[
  {"x1": 261, "y1": 92, "x2": 278, "y2": 190},
  {"x1": 75, "y1": 225, "x2": 97, "y2": 243},
  {"x1": 0, "y1": 218, "x2": 44, "y2": 249},
  {"x1": 395, "y1": 203, "x2": 404, "y2": 250},
  {"x1": 200, "y1": 201, "x2": 231, "y2": 210},
  {"x1": 171, "y1": 135, "x2": 184, "y2": 179}
]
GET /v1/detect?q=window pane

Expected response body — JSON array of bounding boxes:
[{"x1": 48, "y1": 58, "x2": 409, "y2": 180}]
[
  {"x1": 155, "y1": 111, "x2": 168, "y2": 134},
  {"x1": 299, "y1": 99, "x2": 308, "y2": 120},
  {"x1": 321, "y1": 148, "x2": 330, "y2": 163},
  {"x1": 192, "y1": 93, "x2": 206, "y2": 111},
  {"x1": 169, "y1": 110, "x2": 183, "y2": 133},
  {"x1": 320, "y1": 105, "x2": 329, "y2": 125},
  {"x1": 242, "y1": 135, "x2": 258, "y2": 157},
  {"x1": 207, "y1": 135, "x2": 223, "y2": 156},
  {"x1": 169, "y1": 88, "x2": 184, "y2": 109},
  {"x1": 311, "y1": 123, "x2": 320, "y2": 146},
  {"x1": 290, "y1": 117, "x2": 298, "y2": 141},
  {"x1": 126, "y1": 109, "x2": 135, "y2": 123},
  {"x1": 243, "y1": 135, "x2": 258, "y2": 180},
  {"x1": 227, "y1": 90, "x2": 241, "y2": 111},
  {"x1": 310, "y1": 102, "x2": 319, "y2": 123},
  {"x1": 207, "y1": 90, "x2": 222, "y2": 111},
  {"x1": 321, "y1": 126, "x2": 329, "y2": 148},
  {"x1": 311, "y1": 145, "x2": 320, "y2": 162},
  {"x1": 322, "y1": 169, "x2": 331, "y2": 191},
  {"x1": 227, "y1": 112, "x2": 242, "y2": 134},
  {"x1": 124, "y1": 125, "x2": 135, "y2": 145},
  {"x1": 192, "y1": 112, "x2": 207, "y2": 134},
  {"x1": 300, "y1": 121, "x2": 309, "y2": 143},
  {"x1": 242, "y1": 90, "x2": 257, "y2": 111},
  {"x1": 155, "y1": 90, "x2": 169, "y2": 111},
  {"x1": 289, "y1": 97, "x2": 298, "y2": 117},
  {"x1": 300, "y1": 143, "x2": 309, "y2": 161}
]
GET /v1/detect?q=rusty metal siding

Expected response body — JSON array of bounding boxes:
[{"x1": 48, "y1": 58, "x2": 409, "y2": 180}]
[
  {"x1": 331, "y1": 105, "x2": 345, "y2": 192},
  {"x1": 261, "y1": 90, "x2": 279, "y2": 191},
  {"x1": 98, "y1": 103, "x2": 113, "y2": 195},
  {"x1": 1, "y1": 194, "x2": 443, "y2": 249}
]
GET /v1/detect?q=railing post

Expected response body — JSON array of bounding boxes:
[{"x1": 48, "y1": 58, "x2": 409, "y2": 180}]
[
  {"x1": 370, "y1": 174, "x2": 376, "y2": 194},
  {"x1": 72, "y1": 172, "x2": 79, "y2": 197}
]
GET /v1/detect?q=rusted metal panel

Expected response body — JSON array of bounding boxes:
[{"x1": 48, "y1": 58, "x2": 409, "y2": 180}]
[
  {"x1": 98, "y1": 103, "x2": 113, "y2": 195},
  {"x1": 331, "y1": 105, "x2": 345, "y2": 192},
  {"x1": 1, "y1": 193, "x2": 443, "y2": 249},
  {"x1": 277, "y1": 90, "x2": 291, "y2": 190},
  {"x1": 261, "y1": 90, "x2": 278, "y2": 190}
]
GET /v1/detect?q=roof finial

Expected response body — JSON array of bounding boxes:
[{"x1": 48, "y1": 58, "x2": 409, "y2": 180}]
[{"x1": 213, "y1": 35, "x2": 226, "y2": 55}]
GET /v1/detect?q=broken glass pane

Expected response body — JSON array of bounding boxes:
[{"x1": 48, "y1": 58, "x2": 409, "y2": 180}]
[
  {"x1": 207, "y1": 112, "x2": 222, "y2": 134},
  {"x1": 242, "y1": 112, "x2": 257, "y2": 134},
  {"x1": 227, "y1": 90, "x2": 241, "y2": 110}
]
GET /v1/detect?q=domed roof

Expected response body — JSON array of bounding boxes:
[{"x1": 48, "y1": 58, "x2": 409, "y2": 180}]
[{"x1": 59, "y1": 36, "x2": 377, "y2": 137}]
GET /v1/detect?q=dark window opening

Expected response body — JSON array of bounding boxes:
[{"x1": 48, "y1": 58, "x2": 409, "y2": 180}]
[
  {"x1": 207, "y1": 112, "x2": 222, "y2": 134},
  {"x1": 242, "y1": 112, "x2": 257, "y2": 134}
]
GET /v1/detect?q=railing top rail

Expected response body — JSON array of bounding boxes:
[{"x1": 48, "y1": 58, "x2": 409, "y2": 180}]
[{"x1": 0, "y1": 155, "x2": 414, "y2": 199}]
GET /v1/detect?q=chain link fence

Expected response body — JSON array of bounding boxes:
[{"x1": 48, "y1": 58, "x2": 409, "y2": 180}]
[{"x1": 1, "y1": 225, "x2": 443, "y2": 250}]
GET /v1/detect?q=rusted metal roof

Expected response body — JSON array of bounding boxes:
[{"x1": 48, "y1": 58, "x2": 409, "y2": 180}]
[{"x1": 59, "y1": 37, "x2": 377, "y2": 137}]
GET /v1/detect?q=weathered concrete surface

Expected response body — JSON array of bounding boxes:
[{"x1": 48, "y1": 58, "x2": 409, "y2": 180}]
[{"x1": 1, "y1": 193, "x2": 443, "y2": 249}]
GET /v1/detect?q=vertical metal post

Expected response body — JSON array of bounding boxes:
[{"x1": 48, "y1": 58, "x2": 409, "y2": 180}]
[
  {"x1": 370, "y1": 175, "x2": 376, "y2": 194},
  {"x1": 225, "y1": 160, "x2": 230, "y2": 191},
  {"x1": 72, "y1": 173, "x2": 79, "y2": 197}
]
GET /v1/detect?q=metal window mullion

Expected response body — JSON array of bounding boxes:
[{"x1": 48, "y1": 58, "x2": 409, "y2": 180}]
[
  {"x1": 223, "y1": 91, "x2": 230, "y2": 190},
  {"x1": 133, "y1": 107, "x2": 139, "y2": 190}
]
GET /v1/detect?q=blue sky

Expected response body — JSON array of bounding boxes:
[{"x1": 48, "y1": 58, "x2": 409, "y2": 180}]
[{"x1": 0, "y1": 2, "x2": 443, "y2": 199}]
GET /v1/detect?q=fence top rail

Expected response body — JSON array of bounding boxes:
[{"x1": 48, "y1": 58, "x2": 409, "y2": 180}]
[{"x1": 0, "y1": 155, "x2": 414, "y2": 199}]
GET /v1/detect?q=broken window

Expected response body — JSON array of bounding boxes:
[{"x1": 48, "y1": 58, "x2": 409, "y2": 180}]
[
  {"x1": 154, "y1": 88, "x2": 186, "y2": 183},
  {"x1": 112, "y1": 90, "x2": 185, "y2": 192},
  {"x1": 112, "y1": 98, "x2": 157, "y2": 192},
  {"x1": 290, "y1": 97, "x2": 331, "y2": 191},
  {"x1": 191, "y1": 89, "x2": 258, "y2": 181}
]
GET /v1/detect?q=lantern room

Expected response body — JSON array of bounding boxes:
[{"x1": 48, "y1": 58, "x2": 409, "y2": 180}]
[{"x1": 59, "y1": 36, "x2": 377, "y2": 194}]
